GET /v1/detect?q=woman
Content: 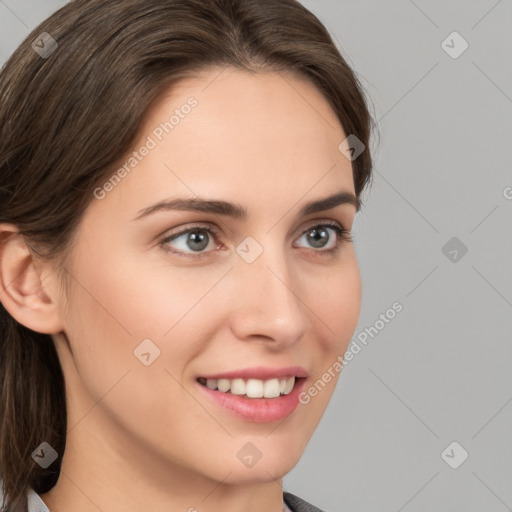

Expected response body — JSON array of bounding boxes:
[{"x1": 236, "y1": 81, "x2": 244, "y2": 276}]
[{"x1": 0, "y1": 0, "x2": 375, "y2": 511}]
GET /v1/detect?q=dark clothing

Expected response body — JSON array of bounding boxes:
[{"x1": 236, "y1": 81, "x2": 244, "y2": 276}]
[{"x1": 284, "y1": 491, "x2": 326, "y2": 512}]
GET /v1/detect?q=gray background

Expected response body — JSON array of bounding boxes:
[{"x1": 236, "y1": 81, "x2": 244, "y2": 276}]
[{"x1": 1, "y1": 1, "x2": 511, "y2": 511}]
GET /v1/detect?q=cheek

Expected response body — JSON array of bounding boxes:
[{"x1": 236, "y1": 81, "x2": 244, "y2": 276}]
[
  {"x1": 60, "y1": 248, "x2": 230, "y2": 390},
  {"x1": 65, "y1": 241, "x2": 210, "y2": 341},
  {"x1": 308, "y1": 257, "x2": 362, "y2": 353},
  {"x1": 293, "y1": 256, "x2": 361, "y2": 412},
  {"x1": 60, "y1": 276, "x2": 136, "y2": 396},
  {"x1": 297, "y1": 261, "x2": 360, "y2": 427}
]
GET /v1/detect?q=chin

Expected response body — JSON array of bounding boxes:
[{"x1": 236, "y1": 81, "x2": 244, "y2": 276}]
[
  {"x1": 231, "y1": 441, "x2": 305, "y2": 484},
  {"x1": 221, "y1": 458, "x2": 300, "y2": 485}
]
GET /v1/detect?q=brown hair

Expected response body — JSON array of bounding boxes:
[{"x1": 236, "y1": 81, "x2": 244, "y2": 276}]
[{"x1": 0, "y1": 0, "x2": 375, "y2": 510}]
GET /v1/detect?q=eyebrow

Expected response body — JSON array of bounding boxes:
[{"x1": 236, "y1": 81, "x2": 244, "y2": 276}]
[{"x1": 133, "y1": 190, "x2": 360, "y2": 221}]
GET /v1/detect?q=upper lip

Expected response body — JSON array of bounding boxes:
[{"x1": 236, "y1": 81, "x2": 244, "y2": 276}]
[{"x1": 199, "y1": 366, "x2": 308, "y2": 380}]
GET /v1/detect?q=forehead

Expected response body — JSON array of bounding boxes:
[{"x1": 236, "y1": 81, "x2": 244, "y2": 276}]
[
  {"x1": 151, "y1": 66, "x2": 346, "y2": 147},
  {"x1": 93, "y1": 67, "x2": 354, "y2": 220}
]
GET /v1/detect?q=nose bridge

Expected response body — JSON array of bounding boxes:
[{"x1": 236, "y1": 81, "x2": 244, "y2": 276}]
[{"x1": 229, "y1": 236, "x2": 308, "y2": 344}]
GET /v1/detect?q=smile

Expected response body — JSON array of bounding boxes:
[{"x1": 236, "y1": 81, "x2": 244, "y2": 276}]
[
  {"x1": 195, "y1": 369, "x2": 308, "y2": 423},
  {"x1": 197, "y1": 376, "x2": 297, "y2": 399}
]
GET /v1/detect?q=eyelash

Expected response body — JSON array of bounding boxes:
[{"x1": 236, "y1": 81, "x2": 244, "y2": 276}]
[{"x1": 159, "y1": 221, "x2": 353, "y2": 260}]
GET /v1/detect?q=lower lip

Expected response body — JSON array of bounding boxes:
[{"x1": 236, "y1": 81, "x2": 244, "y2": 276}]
[{"x1": 196, "y1": 378, "x2": 306, "y2": 423}]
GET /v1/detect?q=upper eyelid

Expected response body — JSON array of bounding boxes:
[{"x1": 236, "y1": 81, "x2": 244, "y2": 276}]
[{"x1": 161, "y1": 218, "x2": 346, "y2": 240}]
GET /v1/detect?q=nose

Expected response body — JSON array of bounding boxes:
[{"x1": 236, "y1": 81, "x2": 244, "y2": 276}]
[{"x1": 228, "y1": 247, "x2": 309, "y2": 348}]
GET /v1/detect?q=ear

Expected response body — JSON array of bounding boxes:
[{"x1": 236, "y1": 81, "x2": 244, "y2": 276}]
[{"x1": 0, "y1": 223, "x2": 64, "y2": 334}]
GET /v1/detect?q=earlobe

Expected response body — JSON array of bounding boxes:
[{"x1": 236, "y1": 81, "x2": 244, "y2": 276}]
[{"x1": 0, "y1": 223, "x2": 64, "y2": 334}]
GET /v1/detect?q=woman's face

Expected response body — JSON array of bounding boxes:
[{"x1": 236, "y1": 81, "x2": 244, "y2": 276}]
[{"x1": 50, "y1": 67, "x2": 361, "y2": 487}]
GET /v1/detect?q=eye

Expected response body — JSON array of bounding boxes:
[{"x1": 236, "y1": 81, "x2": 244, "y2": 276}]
[
  {"x1": 159, "y1": 221, "x2": 352, "y2": 259},
  {"x1": 294, "y1": 222, "x2": 352, "y2": 255},
  {"x1": 160, "y1": 224, "x2": 220, "y2": 258}
]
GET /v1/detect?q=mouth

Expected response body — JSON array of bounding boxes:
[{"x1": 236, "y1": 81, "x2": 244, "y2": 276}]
[
  {"x1": 195, "y1": 368, "x2": 308, "y2": 423},
  {"x1": 197, "y1": 375, "x2": 304, "y2": 399}
]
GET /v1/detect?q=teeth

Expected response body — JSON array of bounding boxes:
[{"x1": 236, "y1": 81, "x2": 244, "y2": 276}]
[
  {"x1": 230, "y1": 378, "x2": 246, "y2": 395},
  {"x1": 217, "y1": 378, "x2": 230, "y2": 392},
  {"x1": 263, "y1": 378, "x2": 281, "y2": 398},
  {"x1": 283, "y1": 377, "x2": 294, "y2": 394},
  {"x1": 200, "y1": 376, "x2": 296, "y2": 398},
  {"x1": 246, "y1": 379, "x2": 263, "y2": 398}
]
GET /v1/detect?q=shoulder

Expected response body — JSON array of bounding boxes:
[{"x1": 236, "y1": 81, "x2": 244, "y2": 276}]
[{"x1": 283, "y1": 491, "x2": 327, "y2": 512}]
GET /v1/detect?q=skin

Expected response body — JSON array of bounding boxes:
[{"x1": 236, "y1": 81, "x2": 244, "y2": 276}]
[{"x1": 0, "y1": 67, "x2": 361, "y2": 512}]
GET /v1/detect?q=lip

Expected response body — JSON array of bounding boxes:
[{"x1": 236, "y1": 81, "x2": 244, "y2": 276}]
[
  {"x1": 196, "y1": 376, "x2": 307, "y2": 423},
  {"x1": 199, "y1": 365, "x2": 308, "y2": 380}
]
